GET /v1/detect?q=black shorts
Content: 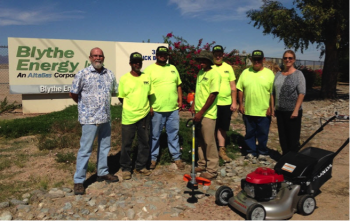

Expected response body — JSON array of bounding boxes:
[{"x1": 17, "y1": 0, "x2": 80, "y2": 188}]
[{"x1": 216, "y1": 105, "x2": 233, "y2": 131}]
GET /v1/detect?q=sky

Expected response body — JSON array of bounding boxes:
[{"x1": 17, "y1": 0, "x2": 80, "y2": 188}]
[{"x1": 1, "y1": 0, "x2": 324, "y2": 61}]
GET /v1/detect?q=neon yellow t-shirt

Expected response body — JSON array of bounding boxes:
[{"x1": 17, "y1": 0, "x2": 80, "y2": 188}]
[
  {"x1": 213, "y1": 62, "x2": 236, "y2": 105},
  {"x1": 144, "y1": 63, "x2": 182, "y2": 112},
  {"x1": 236, "y1": 67, "x2": 275, "y2": 117},
  {"x1": 118, "y1": 72, "x2": 152, "y2": 125},
  {"x1": 194, "y1": 68, "x2": 221, "y2": 119}
]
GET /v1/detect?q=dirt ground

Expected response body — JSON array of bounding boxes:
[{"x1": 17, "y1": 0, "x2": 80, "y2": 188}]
[{"x1": 0, "y1": 83, "x2": 348, "y2": 220}]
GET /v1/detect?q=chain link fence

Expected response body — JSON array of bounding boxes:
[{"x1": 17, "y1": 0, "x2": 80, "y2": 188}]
[
  {"x1": 0, "y1": 45, "x2": 22, "y2": 105},
  {"x1": 265, "y1": 57, "x2": 324, "y2": 70}
]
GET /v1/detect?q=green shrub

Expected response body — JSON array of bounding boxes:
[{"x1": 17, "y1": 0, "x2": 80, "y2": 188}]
[
  {"x1": 0, "y1": 97, "x2": 19, "y2": 114},
  {"x1": 55, "y1": 152, "x2": 76, "y2": 164}
]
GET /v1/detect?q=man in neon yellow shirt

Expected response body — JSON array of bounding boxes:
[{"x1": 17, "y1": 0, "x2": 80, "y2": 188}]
[
  {"x1": 118, "y1": 52, "x2": 153, "y2": 180},
  {"x1": 143, "y1": 46, "x2": 185, "y2": 170},
  {"x1": 236, "y1": 50, "x2": 275, "y2": 161},
  {"x1": 190, "y1": 50, "x2": 221, "y2": 180},
  {"x1": 212, "y1": 45, "x2": 237, "y2": 163}
]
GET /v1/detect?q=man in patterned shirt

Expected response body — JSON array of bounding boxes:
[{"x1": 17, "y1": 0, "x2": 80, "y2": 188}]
[{"x1": 69, "y1": 47, "x2": 119, "y2": 195}]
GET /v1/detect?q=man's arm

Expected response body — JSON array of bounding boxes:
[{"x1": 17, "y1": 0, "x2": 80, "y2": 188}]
[
  {"x1": 266, "y1": 94, "x2": 274, "y2": 116},
  {"x1": 69, "y1": 92, "x2": 79, "y2": 103},
  {"x1": 238, "y1": 90, "x2": 244, "y2": 115},
  {"x1": 177, "y1": 85, "x2": 182, "y2": 111},
  {"x1": 230, "y1": 81, "x2": 237, "y2": 112},
  {"x1": 193, "y1": 92, "x2": 218, "y2": 122}
]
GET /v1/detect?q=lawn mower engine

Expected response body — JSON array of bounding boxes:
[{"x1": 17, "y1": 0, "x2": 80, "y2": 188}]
[{"x1": 241, "y1": 167, "x2": 284, "y2": 201}]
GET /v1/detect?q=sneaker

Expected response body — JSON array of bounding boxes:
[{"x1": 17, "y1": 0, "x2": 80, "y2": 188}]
[
  {"x1": 174, "y1": 160, "x2": 185, "y2": 170},
  {"x1": 135, "y1": 168, "x2": 152, "y2": 176},
  {"x1": 150, "y1": 161, "x2": 157, "y2": 170},
  {"x1": 96, "y1": 174, "x2": 119, "y2": 183},
  {"x1": 199, "y1": 172, "x2": 217, "y2": 180},
  {"x1": 258, "y1": 155, "x2": 270, "y2": 161},
  {"x1": 191, "y1": 167, "x2": 206, "y2": 173},
  {"x1": 244, "y1": 153, "x2": 255, "y2": 160},
  {"x1": 219, "y1": 147, "x2": 232, "y2": 163},
  {"x1": 122, "y1": 171, "x2": 132, "y2": 180},
  {"x1": 74, "y1": 183, "x2": 85, "y2": 195}
]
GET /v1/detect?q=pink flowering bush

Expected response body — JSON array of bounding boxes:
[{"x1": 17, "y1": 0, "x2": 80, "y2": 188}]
[{"x1": 163, "y1": 32, "x2": 245, "y2": 95}]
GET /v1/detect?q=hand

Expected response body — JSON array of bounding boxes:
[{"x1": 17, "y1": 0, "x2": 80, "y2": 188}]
[
  {"x1": 290, "y1": 110, "x2": 298, "y2": 119},
  {"x1": 150, "y1": 107, "x2": 154, "y2": 117},
  {"x1": 239, "y1": 106, "x2": 245, "y2": 115},
  {"x1": 193, "y1": 112, "x2": 203, "y2": 123},
  {"x1": 266, "y1": 108, "x2": 272, "y2": 116},
  {"x1": 230, "y1": 103, "x2": 237, "y2": 112},
  {"x1": 178, "y1": 101, "x2": 183, "y2": 111},
  {"x1": 190, "y1": 105, "x2": 195, "y2": 114}
]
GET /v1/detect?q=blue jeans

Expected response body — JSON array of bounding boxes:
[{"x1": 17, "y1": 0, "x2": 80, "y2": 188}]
[
  {"x1": 243, "y1": 115, "x2": 271, "y2": 157},
  {"x1": 74, "y1": 122, "x2": 111, "y2": 183},
  {"x1": 150, "y1": 110, "x2": 181, "y2": 161}
]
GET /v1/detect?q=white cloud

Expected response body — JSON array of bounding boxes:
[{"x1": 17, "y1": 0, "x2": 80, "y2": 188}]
[
  {"x1": 168, "y1": 0, "x2": 263, "y2": 21},
  {"x1": 0, "y1": 5, "x2": 84, "y2": 26}
]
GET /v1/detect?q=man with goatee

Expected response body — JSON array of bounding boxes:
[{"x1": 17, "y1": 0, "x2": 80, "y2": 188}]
[{"x1": 69, "y1": 47, "x2": 119, "y2": 195}]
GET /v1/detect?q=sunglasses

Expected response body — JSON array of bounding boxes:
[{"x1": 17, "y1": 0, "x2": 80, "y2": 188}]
[
  {"x1": 283, "y1": 57, "x2": 294, "y2": 60},
  {"x1": 252, "y1": 58, "x2": 263, "y2": 62}
]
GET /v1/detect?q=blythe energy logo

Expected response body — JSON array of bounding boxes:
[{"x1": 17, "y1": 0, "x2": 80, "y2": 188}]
[{"x1": 15, "y1": 46, "x2": 87, "y2": 79}]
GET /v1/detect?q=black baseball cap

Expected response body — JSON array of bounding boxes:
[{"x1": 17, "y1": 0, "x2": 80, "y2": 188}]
[
  {"x1": 156, "y1": 46, "x2": 169, "y2": 54},
  {"x1": 251, "y1": 50, "x2": 264, "y2": 59},
  {"x1": 130, "y1": 52, "x2": 143, "y2": 62},
  {"x1": 212, "y1": 45, "x2": 224, "y2": 53}
]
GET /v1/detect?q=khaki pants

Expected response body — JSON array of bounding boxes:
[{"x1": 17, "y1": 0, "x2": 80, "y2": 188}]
[{"x1": 197, "y1": 117, "x2": 219, "y2": 175}]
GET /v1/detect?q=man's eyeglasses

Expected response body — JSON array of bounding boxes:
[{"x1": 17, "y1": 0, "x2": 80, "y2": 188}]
[
  {"x1": 91, "y1": 55, "x2": 104, "y2": 58},
  {"x1": 283, "y1": 57, "x2": 294, "y2": 60}
]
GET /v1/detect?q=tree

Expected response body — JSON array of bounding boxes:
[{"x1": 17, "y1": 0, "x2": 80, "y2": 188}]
[
  {"x1": 247, "y1": 0, "x2": 349, "y2": 99},
  {"x1": 163, "y1": 33, "x2": 244, "y2": 94}
]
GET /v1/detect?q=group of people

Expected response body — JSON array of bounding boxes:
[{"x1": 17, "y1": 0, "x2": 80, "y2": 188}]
[{"x1": 69, "y1": 46, "x2": 305, "y2": 195}]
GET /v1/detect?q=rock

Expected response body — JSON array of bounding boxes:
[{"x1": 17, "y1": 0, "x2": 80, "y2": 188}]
[
  {"x1": 185, "y1": 203, "x2": 196, "y2": 209},
  {"x1": 21, "y1": 193, "x2": 30, "y2": 199},
  {"x1": 127, "y1": 209, "x2": 135, "y2": 219},
  {"x1": 75, "y1": 195, "x2": 83, "y2": 201},
  {"x1": 0, "y1": 202, "x2": 9, "y2": 209},
  {"x1": 63, "y1": 202, "x2": 72, "y2": 210},
  {"x1": 0, "y1": 211, "x2": 12, "y2": 220},
  {"x1": 87, "y1": 199, "x2": 96, "y2": 207},
  {"x1": 36, "y1": 212, "x2": 46, "y2": 219},
  {"x1": 16, "y1": 205, "x2": 31, "y2": 213},
  {"x1": 149, "y1": 204, "x2": 157, "y2": 210},
  {"x1": 48, "y1": 189, "x2": 65, "y2": 198},
  {"x1": 80, "y1": 208, "x2": 90, "y2": 215},
  {"x1": 196, "y1": 194, "x2": 205, "y2": 199},
  {"x1": 220, "y1": 168, "x2": 226, "y2": 177},
  {"x1": 10, "y1": 199, "x2": 27, "y2": 206},
  {"x1": 40, "y1": 208, "x2": 50, "y2": 213},
  {"x1": 206, "y1": 189, "x2": 216, "y2": 196},
  {"x1": 226, "y1": 173, "x2": 235, "y2": 177},
  {"x1": 62, "y1": 187, "x2": 72, "y2": 193},
  {"x1": 108, "y1": 204, "x2": 118, "y2": 212}
]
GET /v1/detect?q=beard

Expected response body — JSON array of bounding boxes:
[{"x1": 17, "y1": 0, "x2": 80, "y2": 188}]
[
  {"x1": 156, "y1": 58, "x2": 167, "y2": 65},
  {"x1": 92, "y1": 60, "x2": 103, "y2": 69}
]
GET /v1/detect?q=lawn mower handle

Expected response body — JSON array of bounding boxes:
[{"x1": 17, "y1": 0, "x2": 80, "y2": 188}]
[{"x1": 299, "y1": 112, "x2": 349, "y2": 150}]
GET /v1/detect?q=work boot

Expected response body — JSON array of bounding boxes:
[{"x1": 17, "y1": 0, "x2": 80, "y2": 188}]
[
  {"x1": 174, "y1": 160, "x2": 185, "y2": 170},
  {"x1": 191, "y1": 167, "x2": 206, "y2": 173},
  {"x1": 97, "y1": 174, "x2": 119, "y2": 183},
  {"x1": 74, "y1": 183, "x2": 85, "y2": 195},
  {"x1": 199, "y1": 172, "x2": 217, "y2": 180},
  {"x1": 219, "y1": 147, "x2": 231, "y2": 163},
  {"x1": 122, "y1": 171, "x2": 132, "y2": 180},
  {"x1": 135, "y1": 168, "x2": 152, "y2": 176},
  {"x1": 150, "y1": 161, "x2": 157, "y2": 170}
]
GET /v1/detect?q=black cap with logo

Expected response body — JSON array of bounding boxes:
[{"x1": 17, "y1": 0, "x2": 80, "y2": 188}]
[
  {"x1": 156, "y1": 46, "x2": 169, "y2": 54},
  {"x1": 212, "y1": 45, "x2": 224, "y2": 53},
  {"x1": 130, "y1": 52, "x2": 143, "y2": 62},
  {"x1": 251, "y1": 50, "x2": 264, "y2": 59}
]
